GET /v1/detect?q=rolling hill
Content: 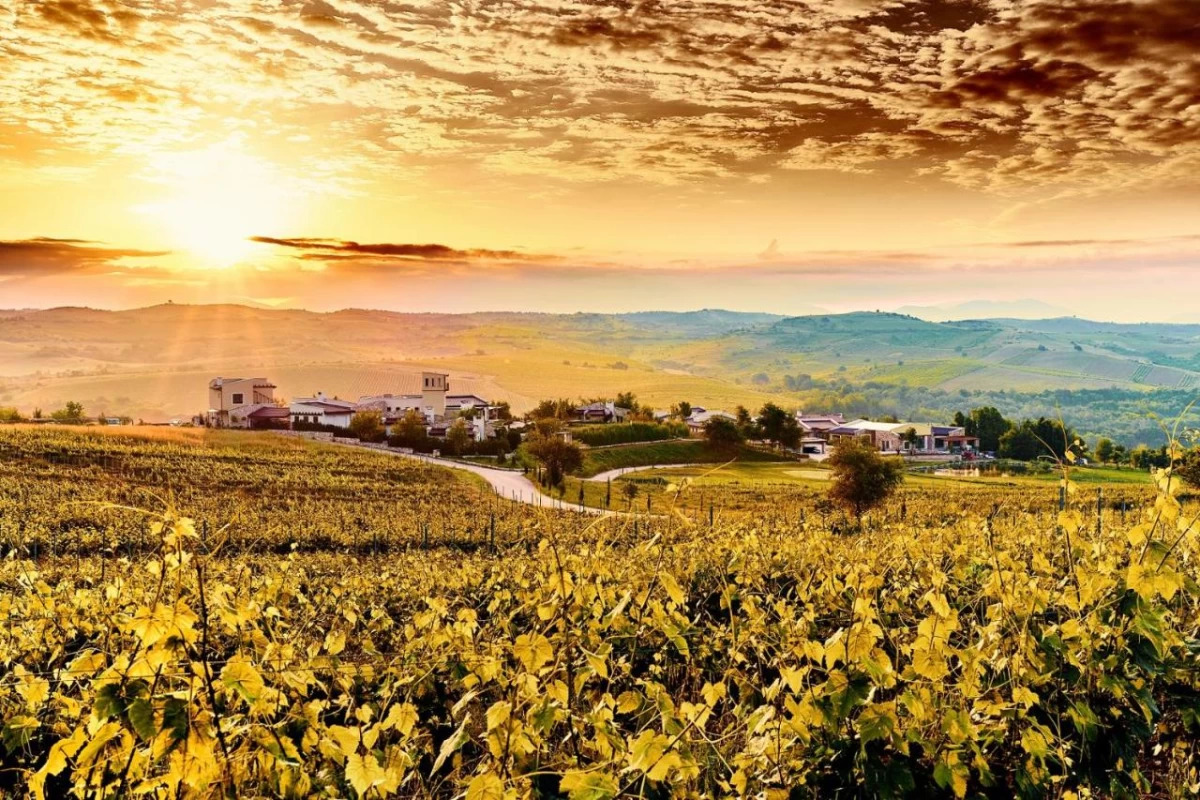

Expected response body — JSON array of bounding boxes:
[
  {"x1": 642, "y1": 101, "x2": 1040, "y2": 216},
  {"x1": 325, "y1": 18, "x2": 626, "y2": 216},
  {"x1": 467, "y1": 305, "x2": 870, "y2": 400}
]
[{"x1": 1, "y1": 306, "x2": 1199, "y2": 434}]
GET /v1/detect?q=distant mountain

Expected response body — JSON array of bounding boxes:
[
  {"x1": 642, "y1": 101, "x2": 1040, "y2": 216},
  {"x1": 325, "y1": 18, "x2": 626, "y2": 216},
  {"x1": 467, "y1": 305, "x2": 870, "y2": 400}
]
[
  {"x1": 3, "y1": 305, "x2": 1200, "y2": 425},
  {"x1": 896, "y1": 299, "x2": 1070, "y2": 321}
]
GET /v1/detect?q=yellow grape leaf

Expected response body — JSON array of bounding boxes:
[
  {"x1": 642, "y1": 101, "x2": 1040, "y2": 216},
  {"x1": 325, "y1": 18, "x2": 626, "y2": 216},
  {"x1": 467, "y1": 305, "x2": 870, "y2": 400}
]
[
  {"x1": 1012, "y1": 686, "x2": 1039, "y2": 709},
  {"x1": 431, "y1": 715, "x2": 470, "y2": 775},
  {"x1": 911, "y1": 647, "x2": 950, "y2": 681},
  {"x1": 345, "y1": 752, "x2": 388, "y2": 797},
  {"x1": 513, "y1": 633, "x2": 553, "y2": 672},
  {"x1": 466, "y1": 772, "x2": 505, "y2": 800},
  {"x1": 560, "y1": 770, "x2": 619, "y2": 800},
  {"x1": 29, "y1": 726, "x2": 87, "y2": 800},
  {"x1": 327, "y1": 725, "x2": 361, "y2": 759},
  {"x1": 324, "y1": 630, "x2": 346, "y2": 656},
  {"x1": 659, "y1": 573, "x2": 686, "y2": 606},
  {"x1": 220, "y1": 658, "x2": 264, "y2": 703},
  {"x1": 381, "y1": 703, "x2": 418, "y2": 737},
  {"x1": 923, "y1": 590, "x2": 951, "y2": 619},
  {"x1": 486, "y1": 701, "x2": 512, "y2": 732}
]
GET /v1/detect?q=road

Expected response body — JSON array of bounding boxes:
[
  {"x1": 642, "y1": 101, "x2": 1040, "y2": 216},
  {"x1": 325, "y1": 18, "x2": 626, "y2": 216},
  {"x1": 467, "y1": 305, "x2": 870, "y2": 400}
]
[
  {"x1": 336, "y1": 443, "x2": 616, "y2": 515},
  {"x1": 585, "y1": 463, "x2": 711, "y2": 483}
]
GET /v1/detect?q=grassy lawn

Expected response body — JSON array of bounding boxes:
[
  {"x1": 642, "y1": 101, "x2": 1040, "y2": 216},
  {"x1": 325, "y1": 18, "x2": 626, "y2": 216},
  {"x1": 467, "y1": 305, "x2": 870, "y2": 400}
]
[{"x1": 579, "y1": 440, "x2": 789, "y2": 477}]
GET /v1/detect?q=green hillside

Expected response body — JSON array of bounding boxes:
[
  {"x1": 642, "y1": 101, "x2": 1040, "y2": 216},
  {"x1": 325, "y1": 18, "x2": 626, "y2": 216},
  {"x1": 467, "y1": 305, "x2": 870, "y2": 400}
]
[{"x1": 3, "y1": 305, "x2": 1200, "y2": 445}]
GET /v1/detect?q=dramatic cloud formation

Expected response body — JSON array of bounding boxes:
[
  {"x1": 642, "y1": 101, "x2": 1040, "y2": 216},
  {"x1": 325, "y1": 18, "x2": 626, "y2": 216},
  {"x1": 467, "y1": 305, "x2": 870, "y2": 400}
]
[
  {"x1": 0, "y1": 238, "x2": 167, "y2": 276},
  {"x1": 250, "y1": 237, "x2": 556, "y2": 264},
  {"x1": 0, "y1": 0, "x2": 1197, "y2": 315}
]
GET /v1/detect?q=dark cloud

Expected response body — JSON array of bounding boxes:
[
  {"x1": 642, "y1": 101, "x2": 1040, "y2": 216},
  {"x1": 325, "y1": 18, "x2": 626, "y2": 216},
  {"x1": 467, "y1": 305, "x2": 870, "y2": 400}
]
[
  {"x1": 0, "y1": 238, "x2": 169, "y2": 276},
  {"x1": 250, "y1": 236, "x2": 557, "y2": 263}
]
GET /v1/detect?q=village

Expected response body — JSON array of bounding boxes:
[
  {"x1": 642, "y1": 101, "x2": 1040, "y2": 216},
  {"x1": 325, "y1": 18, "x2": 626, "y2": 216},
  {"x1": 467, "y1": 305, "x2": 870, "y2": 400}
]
[{"x1": 203, "y1": 373, "x2": 981, "y2": 459}]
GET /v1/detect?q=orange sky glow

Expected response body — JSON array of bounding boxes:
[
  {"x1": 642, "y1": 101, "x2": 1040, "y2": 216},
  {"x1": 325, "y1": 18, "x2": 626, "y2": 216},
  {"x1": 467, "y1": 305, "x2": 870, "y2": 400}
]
[{"x1": 1, "y1": 0, "x2": 1198, "y2": 319}]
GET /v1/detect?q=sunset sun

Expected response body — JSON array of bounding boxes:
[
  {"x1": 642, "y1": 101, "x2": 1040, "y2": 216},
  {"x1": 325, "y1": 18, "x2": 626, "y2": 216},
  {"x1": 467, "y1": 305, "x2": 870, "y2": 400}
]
[{"x1": 138, "y1": 144, "x2": 292, "y2": 269}]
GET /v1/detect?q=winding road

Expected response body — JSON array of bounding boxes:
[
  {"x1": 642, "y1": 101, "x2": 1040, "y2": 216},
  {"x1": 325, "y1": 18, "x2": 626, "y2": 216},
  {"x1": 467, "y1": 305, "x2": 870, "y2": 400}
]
[
  {"x1": 335, "y1": 443, "x2": 617, "y2": 515},
  {"x1": 585, "y1": 463, "x2": 712, "y2": 482}
]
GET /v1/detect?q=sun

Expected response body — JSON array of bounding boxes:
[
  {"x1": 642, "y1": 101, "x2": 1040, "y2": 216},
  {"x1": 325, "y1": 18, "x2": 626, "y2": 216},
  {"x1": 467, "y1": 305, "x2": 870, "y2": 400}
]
[{"x1": 139, "y1": 143, "x2": 294, "y2": 269}]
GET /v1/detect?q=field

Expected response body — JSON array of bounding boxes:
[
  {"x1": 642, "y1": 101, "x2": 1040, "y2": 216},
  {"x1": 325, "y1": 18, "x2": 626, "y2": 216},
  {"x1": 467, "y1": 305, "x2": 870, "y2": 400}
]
[
  {"x1": 1, "y1": 427, "x2": 1198, "y2": 798},
  {"x1": 574, "y1": 441, "x2": 787, "y2": 478}
]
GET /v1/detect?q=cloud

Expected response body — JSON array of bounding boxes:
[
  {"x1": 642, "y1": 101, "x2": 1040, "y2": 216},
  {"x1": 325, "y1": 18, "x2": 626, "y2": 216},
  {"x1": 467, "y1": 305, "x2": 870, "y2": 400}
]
[
  {"x1": 0, "y1": 238, "x2": 168, "y2": 276},
  {"x1": 249, "y1": 236, "x2": 559, "y2": 264}
]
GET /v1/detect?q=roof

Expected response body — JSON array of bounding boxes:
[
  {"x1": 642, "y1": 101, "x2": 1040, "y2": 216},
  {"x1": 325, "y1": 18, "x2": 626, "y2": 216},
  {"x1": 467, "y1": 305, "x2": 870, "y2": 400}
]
[
  {"x1": 292, "y1": 400, "x2": 355, "y2": 414},
  {"x1": 688, "y1": 410, "x2": 735, "y2": 424},
  {"x1": 247, "y1": 406, "x2": 290, "y2": 418},
  {"x1": 841, "y1": 419, "x2": 905, "y2": 432}
]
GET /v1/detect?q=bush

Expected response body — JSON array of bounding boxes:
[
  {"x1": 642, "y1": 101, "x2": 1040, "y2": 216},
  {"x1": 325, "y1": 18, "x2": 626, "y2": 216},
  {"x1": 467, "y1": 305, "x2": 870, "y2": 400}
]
[{"x1": 571, "y1": 422, "x2": 688, "y2": 447}]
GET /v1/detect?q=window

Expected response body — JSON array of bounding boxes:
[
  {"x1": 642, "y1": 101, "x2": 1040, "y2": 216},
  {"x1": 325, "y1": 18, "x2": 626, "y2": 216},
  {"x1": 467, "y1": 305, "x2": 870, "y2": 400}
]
[{"x1": 232, "y1": 393, "x2": 244, "y2": 405}]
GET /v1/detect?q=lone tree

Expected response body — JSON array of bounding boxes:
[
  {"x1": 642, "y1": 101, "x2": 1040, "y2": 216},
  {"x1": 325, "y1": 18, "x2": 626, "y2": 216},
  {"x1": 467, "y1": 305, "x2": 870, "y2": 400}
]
[
  {"x1": 827, "y1": 437, "x2": 905, "y2": 523},
  {"x1": 525, "y1": 421, "x2": 584, "y2": 488},
  {"x1": 389, "y1": 409, "x2": 430, "y2": 451},
  {"x1": 757, "y1": 403, "x2": 800, "y2": 449},
  {"x1": 704, "y1": 416, "x2": 743, "y2": 451},
  {"x1": 348, "y1": 410, "x2": 385, "y2": 442},
  {"x1": 51, "y1": 401, "x2": 86, "y2": 424},
  {"x1": 444, "y1": 418, "x2": 472, "y2": 456}
]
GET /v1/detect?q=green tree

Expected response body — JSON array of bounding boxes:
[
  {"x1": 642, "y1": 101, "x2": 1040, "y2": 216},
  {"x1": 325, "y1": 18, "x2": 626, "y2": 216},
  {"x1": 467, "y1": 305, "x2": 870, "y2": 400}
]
[
  {"x1": 529, "y1": 398, "x2": 575, "y2": 420},
  {"x1": 998, "y1": 417, "x2": 1078, "y2": 462},
  {"x1": 526, "y1": 426, "x2": 584, "y2": 488},
  {"x1": 444, "y1": 418, "x2": 472, "y2": 456},
  {"x1": 615, "y1": 392, "x2": 639, "y2": 414},
  {"x1": 672, "y1": 401, "x2": 693, "y2": 420},
  {"x1": 1095, "y1": 437, "x2": 1115, "y2": 464},
  {"x1": 0, "y1": 407, "x2": 24, "y2": 423},
  {"x1": 827, "y1": 437, "x2": 906, "y2": 523},
  {"x1": 621, "y1": 480, "x2": 639, "y2": 508},
  {"x1": 967, "y1": 406, "x2": 1011, "y2": 453},
  {"x1": 704, "y1": 417, "x2": 743, "y2": 451},
  {"x1": 900, "y1": 427, "x2": 921, "y2": 450},
  {"x1": 389, "y1": 409, "x2": 430, "y2": 451},
  {"x1": 51, "y1": 401, "x2": 85, "y2": 423},
  {"x1": 348, "y1": 410, "x2": 385, "y2": 442},
  {"x1": 757, "y1": 403, "x2": 800, "y2": 449}
]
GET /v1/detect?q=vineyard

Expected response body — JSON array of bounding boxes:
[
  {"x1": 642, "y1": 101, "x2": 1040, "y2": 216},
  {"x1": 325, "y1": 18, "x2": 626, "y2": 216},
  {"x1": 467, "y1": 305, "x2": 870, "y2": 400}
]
[{"x1": 1, "y1": 427, "x2": 1198, "y2": 797}]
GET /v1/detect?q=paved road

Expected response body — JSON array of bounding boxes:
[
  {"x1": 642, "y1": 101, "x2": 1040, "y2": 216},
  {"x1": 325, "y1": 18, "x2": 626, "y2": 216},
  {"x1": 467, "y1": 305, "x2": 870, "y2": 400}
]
[
  {"x1": 585, "y1": 463, "x2": 714, "y2": 483},
  {"x1": 338, "y1": 443, "x2": 616, "y2": 515}
]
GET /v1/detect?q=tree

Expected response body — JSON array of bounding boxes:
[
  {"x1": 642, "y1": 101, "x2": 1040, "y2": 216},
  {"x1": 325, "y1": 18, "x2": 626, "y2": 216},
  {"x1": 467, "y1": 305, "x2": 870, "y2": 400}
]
[
  {"x1": 615, "y1": 392, "x2": 639, "y2": 414},
  {"x1": 704, "y1": 417, "x2": 743, "y2": 451},
  {"x1": 529, "y1": 398, "x2": 575, "y2": 421},
  {"x1": 52, "y1": 401, "x2": 85, "y2": 423},
  {"x1": 672, "y1": 401, "x2": 693, "y2": 420},
  {"x1": 444, "y1": 418, "x2": 472, "y2": 456},
  {"x1": 966, "y1": 406, "x2": 1011, "y2": 453},
  {"x1": 1095, "y1": 437, "x2": 1115, "y2": 464},
  {"x1": 827, "y1": 437, "x2": 905, "y2": 523},
  {"x1": 901, "y1": 427, "x2": 921, "y2": 450},
  {"x1": 757, "y1": 403, "x2": 800, "y2": 449},
  {"x1": 526, "y1": 426, "x2": 584, "y2": 487},
  {"x1": 622, "y1": 480, "x2": 639, "y2": 508},
  {"x1": 349, "y1": 410, "x2": 385, "y2": 442},
  {"x1": 998, "y1": 418, "x2": 1078, "y2": 462},
  {"x1": 492, "y1": 401, "x2": 513, "y2": 421},
  {"x1": 0, "y1": 407, "x2": 24, "y2": 423},
  {"x1": 389, "y1": 409, "x2": 430, "y2": 451}
]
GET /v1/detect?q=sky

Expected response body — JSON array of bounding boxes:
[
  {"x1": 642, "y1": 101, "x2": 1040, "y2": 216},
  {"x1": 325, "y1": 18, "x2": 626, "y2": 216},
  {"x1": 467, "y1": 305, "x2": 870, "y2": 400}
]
[{"x1": 1, "y1": 0, "x2": 1198, "y2": 319}]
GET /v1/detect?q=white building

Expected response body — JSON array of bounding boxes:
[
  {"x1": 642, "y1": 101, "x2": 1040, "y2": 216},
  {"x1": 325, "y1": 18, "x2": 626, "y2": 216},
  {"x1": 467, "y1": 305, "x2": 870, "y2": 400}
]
[
  {"x1": 290, "y1": 392, "x2": 356, "y2": 430},
  {"x1": 358, "y1": 372, "x2": 492, "y2": 425},
  {"x1": 206, "y1": 377, "x2": 278, "y2": 428}
]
